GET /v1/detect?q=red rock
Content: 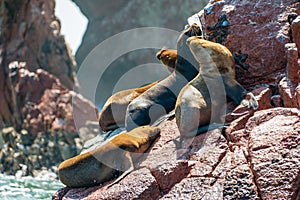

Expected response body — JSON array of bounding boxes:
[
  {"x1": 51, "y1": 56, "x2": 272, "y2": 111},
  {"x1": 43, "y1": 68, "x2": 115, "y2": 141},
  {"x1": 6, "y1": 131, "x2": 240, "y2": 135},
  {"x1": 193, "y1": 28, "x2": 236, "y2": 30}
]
[
  {"x1": 61, "y1": 168, "x2": 160, "y2": 200},
  {"x1": 247, "y1": 108, "x2": 300, "y2": 200},
  {"x1": 195, "y1": 0, "x2": 300, "y2": 88},
  {"x1": 188, "y1": 129, "x2": 228, "y2": 177},
  {"x1": 292, "y1": 16, "x2": 300, "y2": 56},
  {"x1": 1, "y1": 0, "x2": 77, "y2": 89},
  {"x1": 285, "y1": 43, "x2": 299, "y2": 85}
]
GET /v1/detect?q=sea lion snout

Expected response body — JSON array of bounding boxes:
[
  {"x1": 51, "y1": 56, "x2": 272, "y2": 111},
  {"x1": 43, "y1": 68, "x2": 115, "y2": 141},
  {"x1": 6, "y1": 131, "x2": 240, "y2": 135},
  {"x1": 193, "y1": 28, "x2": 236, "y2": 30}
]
[{"x1": 156, "y1": 49, "x2": 164, "y2": 59}]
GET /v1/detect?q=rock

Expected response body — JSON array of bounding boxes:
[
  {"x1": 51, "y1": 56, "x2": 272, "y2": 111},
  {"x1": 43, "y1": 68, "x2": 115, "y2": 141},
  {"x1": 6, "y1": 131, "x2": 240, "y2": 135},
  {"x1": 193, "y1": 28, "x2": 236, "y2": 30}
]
[
  {"x1": 247, "y1": 108, "x2": 300, "y2": 199},
  {"x1": 0, "y1": 0, "x2": 81, "y2": 132},
  {"x1": 0, "y1": 0, "x2": 77, "y2": 89},
  {"x1": 285, "y1": 43, "x2": 299, "y2": 85},
  {"x1": 0, "y1": 62, "x2": 97, "y2": 176},
  {"x1": 279, "y1": 77, "x2": 299, "y2": 107},
  {"x1": 193, "y1": 0, "x2": 300, "y2": 88},
  {"x1": 55, "y1": 168, "x2": 160, "y2": 200},
  {"x1": 291, "y1": 16, "x2": 300, "y2": 55}
]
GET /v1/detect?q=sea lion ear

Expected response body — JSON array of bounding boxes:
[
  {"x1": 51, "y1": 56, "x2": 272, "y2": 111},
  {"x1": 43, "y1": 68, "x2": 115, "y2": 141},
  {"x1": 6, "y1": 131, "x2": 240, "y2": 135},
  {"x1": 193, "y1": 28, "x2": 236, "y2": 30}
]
[{"x1": 161, "y1": 46, "x2": 168, "y2": 51}]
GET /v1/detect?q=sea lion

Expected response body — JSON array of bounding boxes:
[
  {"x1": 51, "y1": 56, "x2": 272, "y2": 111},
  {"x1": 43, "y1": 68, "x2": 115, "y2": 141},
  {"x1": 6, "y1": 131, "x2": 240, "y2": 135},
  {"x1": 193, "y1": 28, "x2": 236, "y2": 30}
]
[
  {"x1": 98, "y1": 49, "x2": 177, "y2": 132},
  {"x1": 156, "y1": 49, "x2": 177, "y2": 72},
  {"x1": 175, "y1": 36, "x2": 258, "y2": 138},
  {"x1": 99, "y1": 81, "x2": 158, "y2": 132},
  {"x1": 58, "y1": 125, "x2": 160, "y2": 188},
  {"x1": 125, "y1": 24, "x2": 201, "y2": 131}
]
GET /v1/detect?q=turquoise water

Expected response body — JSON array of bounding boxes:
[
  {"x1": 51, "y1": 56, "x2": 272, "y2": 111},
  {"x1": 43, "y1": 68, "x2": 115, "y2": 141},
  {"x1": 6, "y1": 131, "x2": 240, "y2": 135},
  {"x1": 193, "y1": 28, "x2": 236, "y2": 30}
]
[{"x1": 0, "y1": 174, "x2": 64, "y2": 200}]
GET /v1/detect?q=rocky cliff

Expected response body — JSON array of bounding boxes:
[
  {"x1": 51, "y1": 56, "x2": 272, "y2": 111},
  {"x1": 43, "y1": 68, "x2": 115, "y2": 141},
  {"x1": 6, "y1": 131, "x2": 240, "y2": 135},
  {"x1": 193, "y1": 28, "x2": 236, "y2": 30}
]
[
  {"x1": 0, "y1": 0, "x2": 97, "y2": 176},
  {"x1": 54, "y1": 0, "x2": 300, "y2": 199}
]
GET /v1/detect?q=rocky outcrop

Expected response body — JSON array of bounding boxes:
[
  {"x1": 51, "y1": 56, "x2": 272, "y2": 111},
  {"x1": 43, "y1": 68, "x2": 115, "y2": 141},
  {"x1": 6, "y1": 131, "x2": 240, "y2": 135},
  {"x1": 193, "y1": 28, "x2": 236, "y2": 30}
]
[
  {"x1": 0, "y1": 0, "x2": 79, "y2": 128},
  {"x1": 1, "y1": 0, "x2": 77, "y2": 89},
  {"x1": 0, "y1": 62, "x2": 98, "y2": 176},
  {"x1": 53, "y1": 107, "x2": 300, "y2": 200},
  {"x1": 0, "y1": 0, "x2": 98, "y2": 176},
  {"x1": 194, "y1": 0, "x2": 300, "y2": 88}
]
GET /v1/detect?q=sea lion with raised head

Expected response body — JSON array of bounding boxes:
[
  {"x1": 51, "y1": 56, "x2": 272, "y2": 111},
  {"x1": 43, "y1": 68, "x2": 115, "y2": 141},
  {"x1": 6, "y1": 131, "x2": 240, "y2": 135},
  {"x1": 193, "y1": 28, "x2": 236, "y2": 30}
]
[
  {"x1": 99, "y1": 48, "x2": 178, "y2": 132},
  {"x1": 125, "y1": 24, "x2": 201, "y2": 131},
  {"x1": 58, "y1": 125, "x2": 160, "y2": 188},
  {"x1": 156, "y1": 49, "x2": 177, "y2": 72},
  {"x1": 175, "y1": 36, "x2": 258, "y2": 138}
]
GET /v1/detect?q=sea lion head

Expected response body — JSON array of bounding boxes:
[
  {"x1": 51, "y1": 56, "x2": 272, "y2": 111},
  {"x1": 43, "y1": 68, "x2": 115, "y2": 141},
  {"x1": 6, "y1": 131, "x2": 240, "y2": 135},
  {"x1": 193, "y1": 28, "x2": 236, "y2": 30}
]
[
  {"x1": 156, "y1": 48, "x2": 177, "y2": 72},
  {"x1": 186, "y1": 36, "x2": 235, "y2": 74}
]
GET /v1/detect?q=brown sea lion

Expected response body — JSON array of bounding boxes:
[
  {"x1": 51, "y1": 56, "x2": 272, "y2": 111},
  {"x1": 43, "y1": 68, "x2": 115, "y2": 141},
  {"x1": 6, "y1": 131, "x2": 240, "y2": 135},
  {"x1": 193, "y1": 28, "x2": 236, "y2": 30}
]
[
  {"x1": 58, "y1": 125, "x2": 160, "y2": 188},
  {"x1": 156, "y1": 49, "x2": 177, "y2": 72},
  {"x1": 125, "y1": 24, "x2": 201, "y2": 131},
  {"x1": 175, "y1": 37, "x2": 258, "y2": 138},
  {"x1": 99, "y1": 81, "x2": 158, "y2": 132}
]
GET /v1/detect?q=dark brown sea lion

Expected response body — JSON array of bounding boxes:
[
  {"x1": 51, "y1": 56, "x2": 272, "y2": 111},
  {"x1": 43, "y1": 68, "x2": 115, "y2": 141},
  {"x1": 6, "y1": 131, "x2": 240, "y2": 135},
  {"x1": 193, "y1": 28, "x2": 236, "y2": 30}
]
[
  {"x1": 58, "y1": 125, "x2": 160, "y2": 188},
  {"x1": 175, "y1": 37, "x2": 258, "y2": 138},
  {"x1": 125, "y1": 24, "x2": 201, "y2": 131},
  {"x1": 98, "y1": 49, "x2": 177, "y2": 132},
  {"x1": 99, "y1": 81, "x2": 158, "y2": 132}
]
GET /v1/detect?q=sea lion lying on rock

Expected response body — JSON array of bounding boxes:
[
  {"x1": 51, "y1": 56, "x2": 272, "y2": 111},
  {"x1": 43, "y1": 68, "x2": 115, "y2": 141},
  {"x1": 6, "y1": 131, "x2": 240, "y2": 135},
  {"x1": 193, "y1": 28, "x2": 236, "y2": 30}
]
[
  {"x1": 175, "y1": 36, "x2": 258, "y2": 138},
  {"x1": 58, "y1": 125, "x2": 160, "y2": 188},
  {"x1": 98, "y1": 49, "x2": 177, "y2": 132},
  {"x1": 99, "y1": 81, "x2": 158, "y2": 132},
  {"x1": 125, "y1": 24, "x2": 201, "y2": 131}
]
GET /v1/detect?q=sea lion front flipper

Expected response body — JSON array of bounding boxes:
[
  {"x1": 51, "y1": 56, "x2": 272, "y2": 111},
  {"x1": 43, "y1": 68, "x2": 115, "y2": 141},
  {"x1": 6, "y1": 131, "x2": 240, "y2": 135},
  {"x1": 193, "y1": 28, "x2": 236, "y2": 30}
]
[
  {"x1": 223, "y1": 76, "x2": 258, "y2": 110},
  {"x1": 106, "y1": 152, "x2": 134, "y2": 188}
]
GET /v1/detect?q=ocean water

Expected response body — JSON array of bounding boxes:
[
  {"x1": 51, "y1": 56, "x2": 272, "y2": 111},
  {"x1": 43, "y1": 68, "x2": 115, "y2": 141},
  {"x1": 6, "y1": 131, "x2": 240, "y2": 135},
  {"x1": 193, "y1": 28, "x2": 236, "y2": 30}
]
[{"x1": 0, "y1": 173, "x2": 64, "y2": 200}]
